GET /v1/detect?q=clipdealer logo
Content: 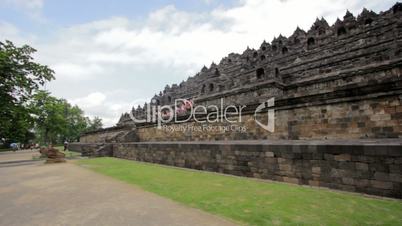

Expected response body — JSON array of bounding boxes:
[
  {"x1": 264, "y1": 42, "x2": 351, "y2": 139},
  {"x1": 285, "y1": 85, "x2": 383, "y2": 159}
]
[
  {"x1": 254, "y1": 97, "x2": 275, "y2": 132},
  {"x1": 129, "y1": 98, "x2": 275, "y2": 132}
]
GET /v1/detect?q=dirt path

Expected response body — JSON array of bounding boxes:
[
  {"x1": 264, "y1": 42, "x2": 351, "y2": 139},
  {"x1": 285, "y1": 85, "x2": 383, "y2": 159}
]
[{"x1": 0, "y1": 151, "x2": 236, "y2": 226}]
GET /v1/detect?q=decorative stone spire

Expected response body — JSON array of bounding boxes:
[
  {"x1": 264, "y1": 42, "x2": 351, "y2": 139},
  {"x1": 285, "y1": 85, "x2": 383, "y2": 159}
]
[
  {"x1": 392, "y1": 2, "x2": 402, "y2": 14},
  {"x1": 344, "y1": 10, "x2": 354, "y2": 20},
  {"x1": 295, "y1": 26, "x2": 304, "y2": 33},
  {"x1": 309, "y1": 17, "x2": 329, "y2": 35},
  {"x1": 334, "y1": 18, "x2": 343, "y2": 26},
  {"x1": 320, "y1": 17, "x2": 329, "y2": 27},
  {"x1": 357, "y1": 7, "x2": 377, "y2": 24},
  {"x1": 361, "y1": 7, "x2": 369, "y2": 15},
  {"x1": 214, "y1": 68, "x2": 220, "y2": 76},
  {"x1": 342, "y1": 10, "x2": 357, "y2": 28},
  {"x1": 260, "y1": 40, "x2": 269, "y2": 51},
  {"x1": 291, "y1": 26, "x2": 306, "y2": 38}
]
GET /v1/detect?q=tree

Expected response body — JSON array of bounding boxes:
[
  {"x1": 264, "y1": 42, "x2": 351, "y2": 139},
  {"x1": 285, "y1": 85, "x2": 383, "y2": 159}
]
[
  {"x1": 86, "y1": 116, "x2": 103, "y2": 132},
  {"x1": 1, "y1": 40, "x2": 103, "y2": 145},
  {"x1": 65, "y1": 105, "x2": 89, "y2": 142},
  {"x1": 30, "y1": 91, "x2": 66, "y2": 144},
  {"x1": 0, "y1": 40, "x2": 54, "y2": 144},
  {"x1": 30, "y1": 91, "x2": 103, "y2": 144}
]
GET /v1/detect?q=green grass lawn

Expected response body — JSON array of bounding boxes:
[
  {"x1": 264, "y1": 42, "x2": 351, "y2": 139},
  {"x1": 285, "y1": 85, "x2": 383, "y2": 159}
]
[{"x1": 76, "y1": 157, "x2": 402, "y2": 226}]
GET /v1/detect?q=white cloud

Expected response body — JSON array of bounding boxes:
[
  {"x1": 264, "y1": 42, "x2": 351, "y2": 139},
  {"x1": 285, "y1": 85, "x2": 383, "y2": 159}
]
[
  {"x1": 0, "y1": 0, "x2": 45, "y2": 21},
  {"x1": 0, "y1": 21, "x2": 37, "y2": 44},
  {"x1": 1, "y1": 0, "x2": 396, "y2": 127},
  {"x1": 52, "y1": 63, "x2": 103, "y2": 81},
  {"x1": 0, "y1": 21, "x2": 19, "y2": 41},
  {"x1": 201, "y1": 0, "x2": 214, "y2": 5},
  {"x1": 69, "y1": 92, "x2": 148, "y2": 127},
  {"x1": 69, "y1": 92, "x2": 106, "y2": 108}
]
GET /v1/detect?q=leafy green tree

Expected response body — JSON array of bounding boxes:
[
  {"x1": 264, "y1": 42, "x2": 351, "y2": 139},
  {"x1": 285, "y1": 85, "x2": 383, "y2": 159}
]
[
  {"x1": 65, "y1": 105, "x2": 90, "y2": 142},
  {"x1": 86, "y1": 116, "x2": 103, "y2": 132},
  {"x1": 1, "y1": 40, "x2": 103, "y2": 145},
  {"x1": 2, "y1": 105, "x2": 35, "y2": 144},
  {"x1": 30, "y1": 91, "x2": 67, "y2": 144},
  {"x1": 0, "y1": 40, "x2": 54, "y2": 144},
  {"x1": 30, "y1": 91, "x2": 103, "y2": 144}
]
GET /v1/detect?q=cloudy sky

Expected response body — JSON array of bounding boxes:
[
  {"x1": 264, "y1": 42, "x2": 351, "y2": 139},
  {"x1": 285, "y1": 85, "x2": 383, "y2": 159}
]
[{"x1": 0, "y1": 0, "x2": 396, "y2": 126}]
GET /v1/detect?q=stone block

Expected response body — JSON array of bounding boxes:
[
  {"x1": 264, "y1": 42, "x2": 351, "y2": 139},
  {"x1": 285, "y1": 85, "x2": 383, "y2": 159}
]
[
  {"x1": 364, "y1": 146, "x2": 388, "y2": 156},
  {"x1": 324, "y1": 154, "x2": 334, "y2": 160},
  {"x1": 388, "y1": 146, "x2": 402, "y2": 157},
  {"x1": 356, "y1": 162, "x2": 369, "y2": 171},
  {"x1": 334, "y1": 154, "x2": 351, "y2": 161},
  {"x1": 389, "y1": 164, "x2": 402, "y2": 173},
  {"x1": 354, "y1": 179, "x2": 369, "y2": 187},
  {"x1": 277, "y1": 158, "x2": 288, "y2": 164},
  {"x1": 302, "y1": 153, "x2": 313, "y2": 159},
  {"x1": 330, "y1": 168, "x2": 346, "y2": 178},
  {"x1": 339, "y1": 184, "x2": 356, "y2": 192},
  {"x1": 339, "y1": 162, "x2": 355, "y2": 171},
  {"x1": 312, "y1": 167, "x2": 321, "y2": 175},
  {"x1": 370, "y1": 180, "x2": 393, "y2": 190},
  {"x1": 311, "y1": 152, "x2": 323, "y2": 160},
  {"x1": 279, "y1": 164, "x2": 292, "y2": 172},
  {"x1": 369, "y1": 163, "x2": 389, "y2": 173},
  {"x1": 308, "y1": 180, "x2": 320, "y2": 187},
  {"x1": 342, "y1": 177, "x2": 354, "y2": 185},
  {"x1": 374, "y1": 172, "x2": 390, "y2": 181},
  {"x1": 265, "y1": 157, "x2": 277, "y2": 165},
  {"x1": 283, "y1": 177, "x2": 300, "y2": 184},
  {"x1": 389, "y1": 173, "x2": 402, "y2": 183}
]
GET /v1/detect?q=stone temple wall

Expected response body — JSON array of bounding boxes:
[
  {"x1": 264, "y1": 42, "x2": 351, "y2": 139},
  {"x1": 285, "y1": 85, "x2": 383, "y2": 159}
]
[
  {"x1": 79, "y1": 126, "x2": 137, "y2": 143},
  {"x1": 111, "y1": 4, "x2": 402, "y2": 142},
  {"x1": 118, "y1": 3, "x2": 402, "y2": 130},
  {"x1": 112, "y1": 140, "x2": 402, "y2": 198},
  {"x1": 71, "y1": 4, "x2": 402, "y2": 198},
  {"x1": 70, "y1": 140, "x2": 402, "y2": 198},
  {"x1": 80, "y1": 127, "x2": 125, "y2": 143},
  {"x1": 135, "y1": 91, "x2": 402, "y2": 141},
  {"x1": 131, "y1": 62, "x2": 402, "y2": 141}
]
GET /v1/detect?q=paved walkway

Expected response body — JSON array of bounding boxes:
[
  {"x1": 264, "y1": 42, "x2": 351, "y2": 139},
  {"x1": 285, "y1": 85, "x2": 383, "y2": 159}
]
[{"x1": 0, "y1": 151, "x2": 236, "y2": 226}]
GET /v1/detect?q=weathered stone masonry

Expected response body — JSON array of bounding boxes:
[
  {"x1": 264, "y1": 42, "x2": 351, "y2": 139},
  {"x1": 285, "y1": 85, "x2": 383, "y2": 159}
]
[
  {"x1": 71, "y1": 4, "x2": 402, "y2": 198},
  {"x1": 111, "y1": 4, "x2": 402, "y2": 141},
  {"x1": 69, "y1": 140, "x2": 402, "y2": 198}
]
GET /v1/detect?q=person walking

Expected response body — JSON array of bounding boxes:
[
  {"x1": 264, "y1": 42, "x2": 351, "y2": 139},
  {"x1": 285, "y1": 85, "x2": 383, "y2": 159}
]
[{"x1": 63, "y1": 141, "x2": 69, "y2": 151}]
